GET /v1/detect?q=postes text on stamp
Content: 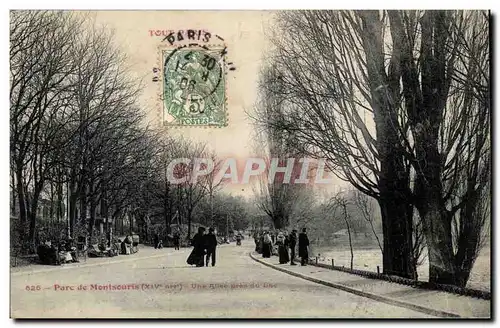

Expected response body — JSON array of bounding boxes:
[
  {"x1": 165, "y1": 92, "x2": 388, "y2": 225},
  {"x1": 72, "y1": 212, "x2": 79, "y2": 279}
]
[{"x1": 161, "y1": 44, "x2": 226, "y2": 127}]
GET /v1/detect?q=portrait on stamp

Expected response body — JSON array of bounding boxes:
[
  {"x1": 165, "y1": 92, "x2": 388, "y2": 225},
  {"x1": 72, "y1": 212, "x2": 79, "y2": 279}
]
[{"x1": 161, "y1": 45, "x2": 227, "y2": 127}]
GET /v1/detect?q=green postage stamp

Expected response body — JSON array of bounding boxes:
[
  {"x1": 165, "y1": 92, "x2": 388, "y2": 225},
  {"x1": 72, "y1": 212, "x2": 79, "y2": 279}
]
[{"x1": 161, "y1": 45, "x2": 227, "y2": 127}]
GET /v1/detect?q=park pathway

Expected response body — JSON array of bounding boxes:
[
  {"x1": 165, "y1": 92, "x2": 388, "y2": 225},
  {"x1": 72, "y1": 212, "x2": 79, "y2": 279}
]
[{"x1": 11, "y1": 243, "x2": 436, "y2": 318}]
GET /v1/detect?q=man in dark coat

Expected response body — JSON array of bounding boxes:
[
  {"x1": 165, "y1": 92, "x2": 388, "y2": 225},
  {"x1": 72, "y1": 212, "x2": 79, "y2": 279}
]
[
  {"x1": 204, "y1": 227, "x2": 218, "y2": 267},
  {"x1": 187, "y1": 227, "x2": 206, "y2": 267},
  {"x1": 253, "y1": 231, "x2": 259, "y2": 252},
  {"x1": 298, "y1": 228, "x2": 309, "y2": 266},
  {"x1": 173, "y1": 231, "x2": 180, "y2": 250},
  {"x1": 288, "y1": 229, "x2": 298, "y2": 266},
  {"x1": 154, "y1": 234, "x2": 159, "y2": 249}
]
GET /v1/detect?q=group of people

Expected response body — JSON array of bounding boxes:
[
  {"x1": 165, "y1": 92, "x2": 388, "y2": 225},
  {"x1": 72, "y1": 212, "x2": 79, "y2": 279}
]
[
  {"x1": 37, "y1": 238, "x2": 79, "y2": 265},
  {"x1": 254, "y1": 228, "x2": 310, "y2": 266},
  {"x1": 187, "y1": 227, "x2": 218, "y2": 267},
  {"x1": 117, "y1": 235, "x2": 136, "y2": 255}
]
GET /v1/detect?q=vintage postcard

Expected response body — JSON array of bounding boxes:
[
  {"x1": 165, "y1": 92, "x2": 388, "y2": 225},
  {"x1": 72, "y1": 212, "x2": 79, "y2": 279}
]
[{"x1": 9, "y1": 10, "x2": 491, "y2": 319}]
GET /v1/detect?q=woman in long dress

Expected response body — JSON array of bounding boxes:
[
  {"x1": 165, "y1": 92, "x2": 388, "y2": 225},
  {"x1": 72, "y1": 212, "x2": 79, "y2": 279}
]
[
  {"x1": 187, "y1": 227, "x2": 206, "y2": 267},
  {"x1": 257, "y1": 233, "x2": 264, "y2": 254},
  {"x1": 262, "y1": 232, "x2": 272, "y2": 258},
  {"x1": 277, "y1": 232, "x2": 289, "y2": 264}
]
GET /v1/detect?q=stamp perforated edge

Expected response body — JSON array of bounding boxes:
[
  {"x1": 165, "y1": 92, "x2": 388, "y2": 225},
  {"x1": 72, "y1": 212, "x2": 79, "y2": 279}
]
[{"x1": 156, "y1": 43, "x2": 229, "y2": 129}]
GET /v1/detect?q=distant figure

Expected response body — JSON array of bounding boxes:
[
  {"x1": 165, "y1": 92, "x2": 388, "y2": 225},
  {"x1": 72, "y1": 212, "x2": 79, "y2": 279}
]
[
  {"x1": 236, "y1": 233, "x2": 242, "y2": 246},
  {"x1": 125, "y1": 235, "x2": 133, "y2": 254},
  {"x1": 187, "y1": 227, "x2": 206, "y2": 267},
  {"x1": 120, "y1": 239, "x2": 127, "y2": 255},
  {"x1": 277, "y1": 232, "x2": 289, "y2": 264},
  {"x1": 204, "y1": 227, "x2": 218, "y2": 267},
  {"x1": 262, "y1": 231, "x2": 272, "y2": 258},
  {"x1": 298, "y1": 228, "x2": 310, "y2": 266},
  {"x1": 253, "y1": 231, "x2": 259, "y2": 252},
  {"x1": 288, "y1": 229, "x2": 298, "y2": 266},
  {"x1": 258, "y1": 232, "x2": 264, "y2": 254},
  {"x1": 154, "y1": 234, "x2": 159, "y2": 249},
  {"x1": 157, "y1": 239, "x2": 163, "y2": 249},
  {"x1": 173, "y1": 231, "x2": 180, "y2": 250},
  {"x1": 65, "y1": 237, "x2": 79, "y2": 262}
]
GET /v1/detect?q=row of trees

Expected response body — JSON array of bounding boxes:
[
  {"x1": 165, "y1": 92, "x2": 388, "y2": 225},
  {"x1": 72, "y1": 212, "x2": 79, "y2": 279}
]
[
  {"x1": 10, "y1": 11, "x2": 250, "y2": 253},
  {"x1": 252, "y1": 10, "x2": 490, "y2": 287}
]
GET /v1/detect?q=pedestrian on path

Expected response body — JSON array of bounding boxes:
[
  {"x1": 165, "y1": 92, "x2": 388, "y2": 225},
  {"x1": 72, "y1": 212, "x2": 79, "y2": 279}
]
[
  {"x1": 298, "y1": 228, "x2": 309, "y2": 266},
  {"x1": 262, "y1": 231, "x2": 272, "y2": 258},
  {"x1": 154, "y1": 234, "x2": 159, "y2": 249},
  {"x1": 253, "y1": 231, "x2": 259, "y2": 252},
  {"x1": 204, "y1": 227, "x2": 218, "y2": 267},
  {"x1": 187, "y1": 227, "x2": 206, "y2": 267},
  {"x1": 277, "y1": 232, "x2": 289, "y2": 264},
  {"x1": 288, "y1": 229, "x2": 297, "y2": 266},
  {"x1": 173, "y1": 231, "x2": 180, "y2": 250}
]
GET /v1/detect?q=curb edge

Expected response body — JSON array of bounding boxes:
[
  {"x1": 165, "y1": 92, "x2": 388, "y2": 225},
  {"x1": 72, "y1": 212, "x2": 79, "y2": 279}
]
[{"x1": 249, "y1": 252, "x2": 461, "y2": 319}]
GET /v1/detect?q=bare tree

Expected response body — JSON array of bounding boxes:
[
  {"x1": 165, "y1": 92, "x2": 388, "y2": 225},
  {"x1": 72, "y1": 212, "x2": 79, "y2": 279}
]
[
  {"x1": 10, "y1": 11, "x2": 156, "y2": 251},
  {"x1": 412, "y1": 212, "x2": 427, "y2": 280},
  {"x1": 204, "y1": 151, "x2": 225, "y2": 226},
  {"x1": 353, "y1": 190, "x2": 382, "y2": 253},
  {"x1": 60, "y1": 18, "x2": 144, "y2": 241},
  {"x1": 328, "y1": 192, "x2": 354, "y2": 270},
  {"x1": 388, "y1": 10, "x2": 490, "y2": 285},
  {"x1": 256, "y1": 10, "x2": 490, "y2": 286},
  {"x1": 254, "y1": 11, "x2": 415, "y2": 278},
  {"x1": 252, "y1": 63, "x2": 316, "y2": 230},
  {"x1": 10, "y1": 11, "x2": 84, "y2": 250}
]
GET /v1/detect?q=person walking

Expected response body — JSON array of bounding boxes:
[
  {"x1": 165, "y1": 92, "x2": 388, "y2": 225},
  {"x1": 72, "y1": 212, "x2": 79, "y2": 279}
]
[
  {"x1": 262, "y1": 231, "x2": 272, "y2": 258},
  {"x1": 257, "y1": 232, "x2": 264, "y2": 254},
  {"x1": 204, "y1": 227, "x2": 218, "y2": 267},
  {"x1": 253, "y1": 231, "x2": 259, "y2": 252},
  {"x1": 236, "y1": 232, "x2": 242, "y2": 246},
  {"x1": 288, "y1": 229, "x2": 297, "y2": 266},
  {"x1": 173, "y1": 231, "x2": 180, "y2": 250},
  {"x1": 154, "y1": 234, "x2": 159, "y2": 249},
  {"x1": 277, "y1": 232, "x2": 289, "y2": 264},
  {"x1": 298, "y1": 228, "x2": 310, "y2": 266},
  {"x1": 187, "y1": 227, "x2": 206, "y2": 267}
]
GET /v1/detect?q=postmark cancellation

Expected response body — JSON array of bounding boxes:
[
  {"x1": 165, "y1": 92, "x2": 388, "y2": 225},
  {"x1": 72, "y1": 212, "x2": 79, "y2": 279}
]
[{"x1": 160, "y1": 44, "x2": 227, "y2": 127}]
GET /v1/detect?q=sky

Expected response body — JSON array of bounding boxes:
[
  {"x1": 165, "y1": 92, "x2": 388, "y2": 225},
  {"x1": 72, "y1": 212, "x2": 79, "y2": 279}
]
[{"x1": 91, "y1": 11, "x2": 346, "y2": 197}]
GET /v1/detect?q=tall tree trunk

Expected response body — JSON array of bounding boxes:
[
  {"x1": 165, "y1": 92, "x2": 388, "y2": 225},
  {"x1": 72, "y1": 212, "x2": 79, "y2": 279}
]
[
  {"x1": 395, "y1": 11, "x2": 457, "y2": 285},
  {"x1": 413, "y1": 134, "x2": 456, "y2": 285},
  {"x1": 187, "y1": 208, "x2": 192, "y2": 240},
  {"x1": 69, "y1": 184, "x2": 78, "y2": 238},
  {"x1": 49, "y1": 181, "x2": 54, "y2": 221},
  {"x1": 120, "y1": 211, "x2": 124, "y2": 235},
  {"x1": 28, "y1": 185, "x2": 43, "y2": 252},
  {"x1": 79, "y1": 183, "x2": 87, "y2": 229},
  {"x1": 11, "y1": 168, "x2": 17, "y2": 216},
  {"x1": 163, "y1": 179, "x2": 170, "y2": 235},
  {"x1": 15, "y1": 167, "x2": 27, "y2": 227},
  {"x1": 88, "y1": 187, "x2": 97, "y2": 242},
  {"x1": 454, "y1": 189, "x2": 481, "y2": 287},
  {"x1": 165, "y1": 180, "x2": 171, "y2": 235},
  {"x1": 342, "y1": 205, "x2": 354, "y2": 270},
  {"x1": 378, "y1": 194, "x2": 414, "y2": 278},
  {"x1": 57, "y1": 177, "x2": 63, "y2": 224},
  {"x1": 129, "y1": 209, "x2": 133, "y2": 234},
  {"x1": 359, "y1": 11, "x2": 415, "y2": 279}
]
